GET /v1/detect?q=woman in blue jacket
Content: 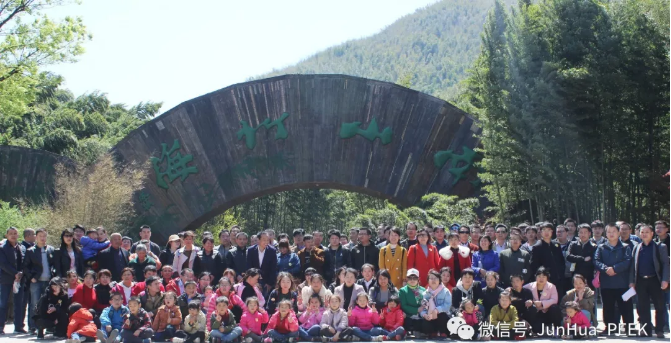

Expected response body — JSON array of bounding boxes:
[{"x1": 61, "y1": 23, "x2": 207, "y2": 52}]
[
  {"x1": 276, "y1": 240, "x2": 301, "y2": 278},
  {"x1": 420, "y1": 269, "x2": 451, "y2": 337},
  {"x1": 471, "y1": 236, "x2": 500, "y2": 282}
]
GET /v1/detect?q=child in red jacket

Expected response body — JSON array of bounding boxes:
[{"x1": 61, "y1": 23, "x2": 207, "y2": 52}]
[
  {"x1": 264, "y1": 300, "x2": 299, "y2": 343},
  {"x1": 66, "y1": 303, "x2": 98, "y2": 343},
  {"x1": 562, "y1": 301, "x2": 591, "y2": 339},
  {"x1": 379, "y1": 296, "x2": 405, "y2": 340}
]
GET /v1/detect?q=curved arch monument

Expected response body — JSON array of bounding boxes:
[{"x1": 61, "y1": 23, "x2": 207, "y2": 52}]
[{"x1": 111, "y1": 74, "x2": 481, "y2": 240}]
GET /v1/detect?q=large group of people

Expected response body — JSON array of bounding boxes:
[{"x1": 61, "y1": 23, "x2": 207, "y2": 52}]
[{"x1": 0, "y1": 219, "x2": 668, "y2": 343}]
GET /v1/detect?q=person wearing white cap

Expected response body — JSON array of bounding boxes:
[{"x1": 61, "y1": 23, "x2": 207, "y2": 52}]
[{"x1": 398, "y1": 268, "x2": 426, "y2": 338}]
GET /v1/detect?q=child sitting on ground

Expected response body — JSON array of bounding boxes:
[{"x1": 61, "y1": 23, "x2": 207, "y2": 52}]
[
  {"x1": 239, "y1": 297, "x2": 269, "y2": 343},
  {"x1": 67, "y1": 303, "x2": 98, "y2": 343},
  {"x1": 151, "y1": 291, "x2": 182, "y2": 342},
  {"x1": 378, "y1": 295, "x2": 405, "y2": 341},
  {"x1": 265, "y1": 299, "x2": 299, "y2": 343},
  {"x1": 561, "y1": 301, "x2": 590, "y2": 339},
  {"x1": 174, "y1": 301, "x2": 206, "y2": 343},
  {"x1": 489, "y1": 292, "x2": 522, "y2": 340},
  {"x1": 120, "y1": 297, "x2": 153, "y2": 343},
  {"x1": 178, "y1": 281, "x2": 204, "y2": 321},
  {"x1": 349, "y1": 293, "x2": 383, "y2": 342},
  {"x1": 209, "y1": 296, "x2": 243, "y2": 343},
  {"x1": 298, "y1": 294, "x2": 325, "y2": 341},
  {"x1": 319, "y1": 294, "x2": 352, "y2": 342},
  {"x1": 98, "y1": 292, "x2": 129, "y2": 343},
  {"x1": 460, "y1": 298, "x2": 487, "y2": 341}
]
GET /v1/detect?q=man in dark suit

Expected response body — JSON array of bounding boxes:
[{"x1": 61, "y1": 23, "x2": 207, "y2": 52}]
[
  {"x1": 530, "y1": 222, "x2": 566, "y2": 295},
  {"x1": 246, "y1": 231, "x2": 277, "y2": 296},
  {"x1": 0, "y1": 227, "x2": 27, "y2": 334},
  {"x1": 97, "y1": 233, "x2": 129, "y2": 282},
  {"x1": 23, "y1": 228, "x2": 54, "y2": 334},
  {"x1": 213, "y1": 230, "x2": 234, "y2": 283}
]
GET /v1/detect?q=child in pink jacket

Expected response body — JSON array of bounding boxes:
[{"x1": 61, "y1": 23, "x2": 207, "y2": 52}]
[
  {"x1": 562, "y1": 301, "x2": 591, "y2": 339},
  {"x1": 348, "y1": 293, "x2": 382, "y2": 341},
  {"x1": 298, "y1": 294, "x2": 325, "y2": 341},
  {"x1": 239, "y1": 297, "x2": 268, "y2": 343},
  {"x1": 264, "y1": 300, "x2": 299, "y2": 343}
]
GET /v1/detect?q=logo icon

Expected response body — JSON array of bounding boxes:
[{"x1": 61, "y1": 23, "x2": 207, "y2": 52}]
[{"x1": 448, "y1": 317, "x2": 475, "y2": 340}]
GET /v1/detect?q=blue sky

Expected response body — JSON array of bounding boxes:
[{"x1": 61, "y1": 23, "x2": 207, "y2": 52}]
[{"x1": 47, "y1": 0, "x2": 438, "y2": 113}]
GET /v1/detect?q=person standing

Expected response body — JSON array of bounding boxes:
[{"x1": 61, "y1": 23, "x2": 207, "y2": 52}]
[
  {"x1": 313, "y1": 231, "x2": 326, "y2": 251},
  {"x1": 590, "y1": 221, "x2": 606, "y2": 246},
  {"x1": 130, "y1": 225, "x2": 161, "y2": 256},
  {"x1": 566, "y1": 224, "x2": 597, "y2": 288},
  {"x1": 198, "y1": 236, "x2": 216, "y2": 279},
  {"x1": 499, "y1": 234, "x2": 531, "y2": 288},
  {"x1": 19, "y1": 228, "x2": 35, "y2": 333},
  {"x1": 297, "y1": 235, "x2": 325, "y2": 277},
  {"x1": 53, "y1": 228, "x2": 84, "y2": 277},
  {"x1": 628, "y1": 224, "x2": 669, "y2": 338},
  {"x1": 172, "y1": 231, "x2": 202, "y2": 276},
  {"x1": 457, "y1": 226, "x2": 478, "y2": 254},
  {"x1": 619, "y1": 222, "x2": 641, "y2": 245},
  {"x1": 343, "y1": 228, "x2": 359, "y2": 250},
  {"x1": 23, "y1": 228, "x2": 54, "y2": 334},
  {"x1": 554, "y1": 225, "x2": 574, "y2": 296},
  {"x1": 530, "y1": 222, "x2": 566, "y2": 296},
  {"x1": 97, "y1": 233, "x2": 130, "y2": 282},
  {"x1": 291, "y1": 229, "x2": 305, "y2": 253},
  {"x1": 213, "y1": 230, "x2": 233, "y2": 282},
  {"x1": 432, "y1": 226, "x2": 448, "y2": 251},
  {"x1": 378, "y1": 227, "x2": 407, "y2": 289},
  {"x1": 350, "y1": 228, "x2": 379, "y2": 272},
  {"x1": 564, "y1": 219, "x2": 578, "y2": 242},
  {"x1": 437, "y1": 233, "x2": 471, "y2": 288},
  {"x1": 493, "y1": 225, "x2": 510, "y2": 254},
  {"x1": 401, "y1": 223, "x2": 418, "y2": 249},
  {"x1": 230, "y1": 232, "x2": 249, "y2": 282},
  {"x1": 521, "y1": 226, "x2": 538, "y2": 253},
  {"x1": 594, "y1": 223, "x2": 634, "y2": 335},
  {"x1": 324, "y1": 230, "x2": 352, "y2": 284},
  {"x1": 0, "y1": 227, "x2": 27, "y2": 334},
  {"x1": 247, "y1": 231, "x2": 277, "y2": 296}
]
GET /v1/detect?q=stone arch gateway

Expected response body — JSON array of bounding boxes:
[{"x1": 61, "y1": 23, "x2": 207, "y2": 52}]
[{"x1": 113, "y1": 74, "x2": 482, "y2": 241}]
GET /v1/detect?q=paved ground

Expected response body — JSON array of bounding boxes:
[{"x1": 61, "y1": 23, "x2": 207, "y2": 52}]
[{"x1": 0, "y1": 305, "x2": 666, "y2": 342}]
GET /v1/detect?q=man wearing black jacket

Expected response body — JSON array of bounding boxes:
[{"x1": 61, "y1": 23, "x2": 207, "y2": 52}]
[
  {"x1": 97, "y1": 233, "x2": 129, "y2": 282},
  {"x1": 213, "y1": 230, "x2": 233, "y2": 283},
  {"x1": 23, "y1": 228, "x2": 54, "y2": 334},
  {"x1": 0, "y1": 227, "x2": 27, "y2": 334},
  {"x1": 566, "y1": 224, "x2": 597, "y2": 288},
  {"x1": 350, "y1": 228, "x2": 379, "y2": 272},
  {"x1": 530, "y1": 222, "x2": 566, "y2": 295},
  {"x1": 229, "y1": 232, "x2": 248, "y2": 283},
  {"x1": 323, "y1": 230, "x2": 352, "y2": 283}
]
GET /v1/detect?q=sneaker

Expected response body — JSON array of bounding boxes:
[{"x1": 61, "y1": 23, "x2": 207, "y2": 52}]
[
  {"x1": 263, "y1": 338, "x2": 272, "y2": 343},
  {"x1": 288, "y1": 338, "x2": 294, "y2": 343},
  {"x1": 381, "y1": 336, "x2": 388, "y2": 341},
  {"x1": 97, "y1": 330, "x2": 106, "y2": 343},
  {"x1": 194, "y1": 339, "x2": 201, "y2": 343},
  {"x1": 243, "y1": 338, "x2": 252, "y2": 343},
  {"x1": 108, "y1": 329, "x2": 119, "y2": 343},
  {"x1": 372, "y1": 336, "x2": 384, "y2": 342},
  {"x1": 321, "y1": 338, "x2": 329, "y2": 343},
  {"x1": 173, "y1": 338, "x2": 185, "y2": 343}
]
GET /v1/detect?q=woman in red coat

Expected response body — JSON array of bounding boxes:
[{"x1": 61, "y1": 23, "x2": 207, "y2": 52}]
[
  {"x1": 71, "y1": 270, "x2": 97, "y2": 310},
  {"x1": 438, "y1": 233, "x2": 472, "y2": 288},
  {"x1": 406, "y1": 229, "x2": 440, "y2": 287}
]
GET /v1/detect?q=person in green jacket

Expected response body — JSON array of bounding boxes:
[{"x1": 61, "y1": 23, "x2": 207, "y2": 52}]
[
  {"x1": 489, "y1": 291, "x2": 520, "y2": 339},
  {"x1": 209, "y1": 296, "x2": 243, "y2": 342},
  {"x1": 398, "y1": 268, "x2": 426, "y2": 337}
]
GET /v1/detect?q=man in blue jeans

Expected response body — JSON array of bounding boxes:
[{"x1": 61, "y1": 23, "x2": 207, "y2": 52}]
[
  {"x1": 23, "y1": 228, "x2": 55, "y2": 334},
  {"x1": 0, "y1": 227, "x2": 27, "y2": 334}
]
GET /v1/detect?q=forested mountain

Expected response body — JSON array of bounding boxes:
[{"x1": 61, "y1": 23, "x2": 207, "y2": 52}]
[{"x1": 258, "y1": 0, "x2": 516, "y2": 100}]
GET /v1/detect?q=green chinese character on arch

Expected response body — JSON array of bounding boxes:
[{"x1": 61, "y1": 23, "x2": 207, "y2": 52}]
[
  {"x1": 434, "y1": 146, "x2": 478, "y2": 185},
  {"x1": 237, "y1": 112, "x2": 290, "y2": 149},
  {"x1": 340, "y1": 117, "x2": 393, "y2": 145},
  {"x1": 150, "y1": 139, "x2": 199, "y2": 189}
]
